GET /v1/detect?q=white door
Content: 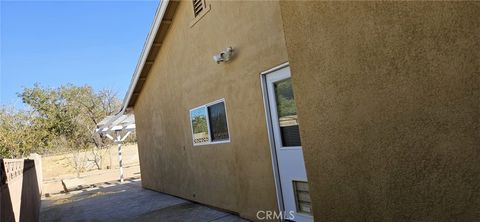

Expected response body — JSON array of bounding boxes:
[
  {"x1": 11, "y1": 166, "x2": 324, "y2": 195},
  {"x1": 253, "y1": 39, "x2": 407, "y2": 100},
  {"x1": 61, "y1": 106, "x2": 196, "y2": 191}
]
[{"x1": 264, "y1": 66, "x2": 313, "y2": 222}]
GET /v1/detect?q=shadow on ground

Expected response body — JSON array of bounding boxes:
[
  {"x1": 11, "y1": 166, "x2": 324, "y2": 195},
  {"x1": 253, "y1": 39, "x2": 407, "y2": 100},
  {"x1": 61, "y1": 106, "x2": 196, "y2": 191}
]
[{"x1": 40, "y1": 179, "x2": 247, "y2": 222}]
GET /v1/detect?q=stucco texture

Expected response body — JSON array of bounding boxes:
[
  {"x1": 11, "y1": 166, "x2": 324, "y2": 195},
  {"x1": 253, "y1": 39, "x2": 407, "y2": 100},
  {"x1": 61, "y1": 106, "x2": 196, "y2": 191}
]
[
  {"x1": 134, "y1": 1, "x2": 288, "y2": 220},
  {"x1": 280, "y1": 2, "x2": 480, "y2": 221}
]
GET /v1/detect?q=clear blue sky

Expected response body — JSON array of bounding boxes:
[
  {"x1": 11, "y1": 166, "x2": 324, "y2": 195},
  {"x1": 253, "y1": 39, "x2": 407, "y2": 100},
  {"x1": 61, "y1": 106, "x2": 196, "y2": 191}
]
[{"x1": 0, "y1": 0, "x2": 160, "y2": 108}]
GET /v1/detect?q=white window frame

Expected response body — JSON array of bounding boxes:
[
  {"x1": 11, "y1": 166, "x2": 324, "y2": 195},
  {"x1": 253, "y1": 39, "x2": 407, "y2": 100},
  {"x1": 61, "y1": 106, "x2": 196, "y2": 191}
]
[{"x1": 189, "y1": 98, "x2": 231, "y2": 146}]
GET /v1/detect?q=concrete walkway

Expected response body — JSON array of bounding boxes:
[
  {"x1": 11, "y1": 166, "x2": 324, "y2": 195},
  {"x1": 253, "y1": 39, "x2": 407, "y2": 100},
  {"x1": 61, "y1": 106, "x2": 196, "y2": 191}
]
[{"x1": 40, "y1": 178, "x2": 247, "y2": 222}]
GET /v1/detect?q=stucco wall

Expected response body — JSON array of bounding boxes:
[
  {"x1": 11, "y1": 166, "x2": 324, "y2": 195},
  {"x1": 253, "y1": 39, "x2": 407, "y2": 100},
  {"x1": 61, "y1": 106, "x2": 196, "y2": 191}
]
[
  {"x1": 279, "y1": 2, "x2": 480, "y2": 221},
  {"x1": 134, "y1": 1, "x2": 288, "y2": 220}
]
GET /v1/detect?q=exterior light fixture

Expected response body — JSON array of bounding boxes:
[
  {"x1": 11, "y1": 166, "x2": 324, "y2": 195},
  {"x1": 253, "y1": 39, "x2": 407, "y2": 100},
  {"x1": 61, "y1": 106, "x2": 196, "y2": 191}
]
[{"x1": 213, "y1": 47, "x2": 234, "y2": 64}]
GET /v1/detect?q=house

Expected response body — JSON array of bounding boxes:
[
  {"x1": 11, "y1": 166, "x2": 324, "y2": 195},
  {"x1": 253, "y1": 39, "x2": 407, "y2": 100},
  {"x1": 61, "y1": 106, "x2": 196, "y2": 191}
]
[{"x1": 121, "y1": 1, "x2": 479, "y2": 221}]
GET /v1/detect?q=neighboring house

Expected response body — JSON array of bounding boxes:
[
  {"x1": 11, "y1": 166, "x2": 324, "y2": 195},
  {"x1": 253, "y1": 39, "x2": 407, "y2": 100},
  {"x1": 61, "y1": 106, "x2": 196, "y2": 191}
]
[{"x1": 122, "y1": 1, "x2": 479, "y2": 221}]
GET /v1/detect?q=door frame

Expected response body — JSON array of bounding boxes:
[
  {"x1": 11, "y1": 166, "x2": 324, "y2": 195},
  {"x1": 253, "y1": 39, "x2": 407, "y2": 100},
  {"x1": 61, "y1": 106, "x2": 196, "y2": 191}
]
[{"x1": 260, "y1": 62, "x2": 290, "y2": 216}]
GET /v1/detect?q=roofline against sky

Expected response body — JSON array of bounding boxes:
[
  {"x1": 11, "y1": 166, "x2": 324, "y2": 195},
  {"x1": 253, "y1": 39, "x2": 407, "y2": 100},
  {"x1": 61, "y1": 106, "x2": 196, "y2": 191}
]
[{"x1": 121, "y1": 0, "x2": 169, "y2": 114}]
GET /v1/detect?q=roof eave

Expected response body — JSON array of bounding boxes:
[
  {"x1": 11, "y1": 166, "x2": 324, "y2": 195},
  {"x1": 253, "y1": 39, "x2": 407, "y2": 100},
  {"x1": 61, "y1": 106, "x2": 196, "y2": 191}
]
[{"x1": 121, "y1": 0, "x2": 171, "y2": 114}]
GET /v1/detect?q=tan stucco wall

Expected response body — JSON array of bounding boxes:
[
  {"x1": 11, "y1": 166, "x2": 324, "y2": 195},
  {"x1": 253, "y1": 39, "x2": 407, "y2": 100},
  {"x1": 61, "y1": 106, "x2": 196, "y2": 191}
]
[
  {"x1": 280, "y1": 2, "x2": 480, "y2": 221},
  {"x1": 134, "y1": 1, "x2": 288, "y2": 220}
]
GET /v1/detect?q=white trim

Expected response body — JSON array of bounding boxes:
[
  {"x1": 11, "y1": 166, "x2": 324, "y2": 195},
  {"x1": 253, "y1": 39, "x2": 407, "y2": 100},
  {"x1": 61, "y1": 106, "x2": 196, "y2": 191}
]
[
  {"x1": 263, "y1": 65, "x2": 312, "y2": 222},
  {"x1": 189, "y1": 98, "x2": 231, "y2": 146},
  {"x1": 260, "y1": 64, "x2": 287, "y2": 217},
  {"x1": 260, "y1": 62, "x2": 289, "y2": 76},
  {"x1": 121, "y1": 0, "x2": 170, "y2": 113},
  {"x1": 266, "y1": 69, "x2": 302, "y2": 151}
]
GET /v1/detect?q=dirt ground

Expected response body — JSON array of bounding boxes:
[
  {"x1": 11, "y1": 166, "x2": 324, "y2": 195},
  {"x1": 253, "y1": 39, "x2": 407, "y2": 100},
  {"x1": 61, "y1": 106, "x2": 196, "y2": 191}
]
[
  {"x1": 41, "y1": 144, "x2": 140, "y2": 195},
  {"x1": 42, "y1": 143, "x2": 139, "y2": 179}
]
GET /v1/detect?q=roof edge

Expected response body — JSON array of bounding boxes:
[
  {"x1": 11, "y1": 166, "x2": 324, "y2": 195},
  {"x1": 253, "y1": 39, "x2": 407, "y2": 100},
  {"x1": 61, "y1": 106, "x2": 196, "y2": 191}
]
[{"x1": 121, "y1": 0, "x2": 170, "y2": 114}]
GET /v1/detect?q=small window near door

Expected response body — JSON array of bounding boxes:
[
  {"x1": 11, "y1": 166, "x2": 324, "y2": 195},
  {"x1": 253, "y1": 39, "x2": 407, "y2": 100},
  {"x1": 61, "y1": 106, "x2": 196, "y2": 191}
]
[
  {"x1": 274, "y1": 78, "x2": 301, "y2": 147},
  {"x1": 190, "y1": 99, "x2": 230, "y2": 146},
  {"x1": 293, "y1": 181, "x2": 312, "y2": 215}
]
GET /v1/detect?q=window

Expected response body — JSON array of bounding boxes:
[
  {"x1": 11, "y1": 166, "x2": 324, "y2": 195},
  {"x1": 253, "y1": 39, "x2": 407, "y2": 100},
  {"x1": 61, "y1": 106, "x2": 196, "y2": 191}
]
[
  {"x1": 293, "y1": 180, "x2": 312, "y2": 215},
  {"x1": 208, "y1": 102, "x2": 229, "y2": 141},
  {"x1": 190, "y1": 106, "x2": 210, "y2": 145},
  {"x1": 190, "y1": 99, "x2": 230, "y2": 146},
  {"x1": 274, "y1": 78, "x2": 301, "y2": 147}
]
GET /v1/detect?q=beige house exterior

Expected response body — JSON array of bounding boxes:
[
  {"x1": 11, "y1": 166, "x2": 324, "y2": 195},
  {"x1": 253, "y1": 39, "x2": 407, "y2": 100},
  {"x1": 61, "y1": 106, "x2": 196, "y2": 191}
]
[{"x1": 122, "y1": 1, "x2": 479, "y2": 221}]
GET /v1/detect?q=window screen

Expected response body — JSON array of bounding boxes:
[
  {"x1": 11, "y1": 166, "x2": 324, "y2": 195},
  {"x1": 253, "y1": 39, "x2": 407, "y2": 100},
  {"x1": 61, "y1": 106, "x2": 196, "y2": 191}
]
[{"x1": 207, "y1": 102, "x2": 229, "y2": 141}]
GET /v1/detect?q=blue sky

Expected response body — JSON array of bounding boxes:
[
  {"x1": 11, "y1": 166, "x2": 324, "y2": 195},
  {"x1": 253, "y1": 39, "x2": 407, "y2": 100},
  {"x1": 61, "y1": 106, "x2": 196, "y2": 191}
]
[
  {"x1": 0, "y1": 0, "x2": 160, "y2": 108},
  {"x1": 191, "y1": 106, "x2": 207, "y2": 119}
]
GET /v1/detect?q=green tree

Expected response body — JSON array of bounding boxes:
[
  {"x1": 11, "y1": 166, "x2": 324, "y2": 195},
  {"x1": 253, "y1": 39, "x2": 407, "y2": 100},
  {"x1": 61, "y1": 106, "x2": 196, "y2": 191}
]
[
  {"x1": 0, "y1": 84, "x2": 122, "y2": 172},
  {"x1": 192, "y1": 116, "x2": 208, "y2": 134},
  {"x1": 18, "y1": 84, "x2": 121, "y2": 174},
  {"x1": 0, "y1": 107, "x2": 39, "y2": 157},
  {"x1": 275, "y1": 79, "x2": 297, "y2": 117}
]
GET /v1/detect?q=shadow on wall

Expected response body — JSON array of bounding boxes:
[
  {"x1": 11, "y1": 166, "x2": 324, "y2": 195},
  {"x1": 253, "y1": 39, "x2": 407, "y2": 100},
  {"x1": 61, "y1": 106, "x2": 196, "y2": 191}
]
[
  {"x1": 0, "y1": 155, "x2": 42, "y2": 222},
  {"x1": 0, "y1": 174, "x2": 15, "y2": 222}
]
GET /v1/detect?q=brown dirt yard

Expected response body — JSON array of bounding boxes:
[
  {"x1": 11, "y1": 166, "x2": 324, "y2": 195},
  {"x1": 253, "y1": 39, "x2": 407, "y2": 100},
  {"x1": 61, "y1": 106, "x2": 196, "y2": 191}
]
[{"x1": 41, "y1": 143, "x2": 140, "y2": 195}]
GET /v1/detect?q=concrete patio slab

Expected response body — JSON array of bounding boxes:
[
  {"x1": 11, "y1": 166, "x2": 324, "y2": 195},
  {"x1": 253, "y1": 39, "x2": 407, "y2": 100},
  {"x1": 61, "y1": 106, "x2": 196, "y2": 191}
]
[{"x1": 40, "y1": 179, "x2": 248, "y2": 222}]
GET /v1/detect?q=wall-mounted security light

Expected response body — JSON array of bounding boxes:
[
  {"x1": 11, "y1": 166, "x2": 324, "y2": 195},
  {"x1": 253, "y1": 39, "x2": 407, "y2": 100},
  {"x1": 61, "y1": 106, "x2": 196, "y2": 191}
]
[{"x1": 213, "y1": 47, "x2": 234, "y2": 64}]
